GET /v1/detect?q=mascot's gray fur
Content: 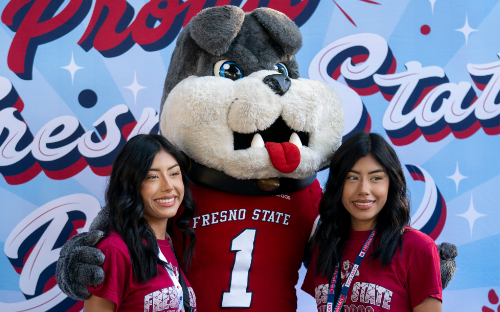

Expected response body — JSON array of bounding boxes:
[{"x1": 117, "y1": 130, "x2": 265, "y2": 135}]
[{"x1": 56, "y1": 4, "x2": 457, "y2": 306}]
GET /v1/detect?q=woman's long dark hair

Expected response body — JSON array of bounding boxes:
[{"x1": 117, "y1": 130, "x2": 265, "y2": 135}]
[
  {"x1": 315, "y1": 132, "x2": 410, "y2": 278},
  {"x1": 106, "y1": 134, "x2": 196, "y2": 283}
]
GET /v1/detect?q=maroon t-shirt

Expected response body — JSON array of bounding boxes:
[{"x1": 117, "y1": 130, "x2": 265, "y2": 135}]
[
  {"x1": 88, "y1": 231, "x2": 197, "y2": 312},
  {"x1": 302, "y1": 227, "x2": 442, "y2": 312}
]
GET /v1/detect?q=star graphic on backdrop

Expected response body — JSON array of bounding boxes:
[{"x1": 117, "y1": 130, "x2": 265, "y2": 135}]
[
  {"x1": 429, "y1": 0, "x2": 437, "y2": 13},
  {"x1": 124, "y1": 71, "x2": 146, "y2": 104},
  {"x1": 455, "y1": 14, "x2": 477, "y2": 47},
  {"x1": 61, "y1": 51, "x2": 84, "y2": 84},
  {"x1": 447, "y1": 162, "x2": 467, "y2": 193},
  {"x1": 457, "y1": 194, "x2": 486, "y2": 237}
]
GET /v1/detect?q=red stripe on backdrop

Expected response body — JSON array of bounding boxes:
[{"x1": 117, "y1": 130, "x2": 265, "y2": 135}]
[
  {"x1": 122, "y1": 120, "x2": 138, "y2": 139},
  {"x1": 43, "y1": 157, "x2": 88, "y2": 180},
  {"x1": 4, "y1": 162, "x2": 42, "y2": 185},
  {"x1": 409, "y1": 172, "x2": 425, "y2": 182},
  {"x1": 452, "y1": 120, "x2": 482, "y2": 139},
  {"x1": 90, "y1": 164, "x2": 113, "y2": 176},
  {"x1": 429, "y1": 195, "x2": 447, "y2": 240},
  {"x1": 349, "y1": 83, "x2": 380, "y2": 96},
  {"x1": 483, "y1": 124, "x2": 500, "y2": 135},
  {"x1": 412, "y1": 86, "x2": 435, "y2": 110},
  {"x1": 69, "y1": 219, "x2": 86, "y2": 238},
  {"x1": 423, "y1": 126, "x2": 452, "y2": 142},
  {"x1": 13, "y1": 97, "x2": 24, "y2": 112},
  {"x1": 351, "y1": 54, "x2": 368, "y2": 65},
  {"x1": 387, "y1": 56, "x2": 397, "y2": 75},
  {"x1": 388, "y1": 128, "x2": 422, "y2": 146},
  {"x1": 42, "y1": 276, "x2": 57, "y2": 294}
]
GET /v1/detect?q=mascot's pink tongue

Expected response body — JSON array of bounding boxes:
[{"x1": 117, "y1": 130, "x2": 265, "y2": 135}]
[{"x1": 265, "y1": 142, "x2": 301, "y2": 174}]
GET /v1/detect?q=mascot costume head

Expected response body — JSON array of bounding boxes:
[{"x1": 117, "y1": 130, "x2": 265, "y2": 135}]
[
  {"x1": 56, "y1": 5, "x2": 456, "y2": 312},
  {"x1": 160, "y1": 5, "x2": 342, "y2": 192}
]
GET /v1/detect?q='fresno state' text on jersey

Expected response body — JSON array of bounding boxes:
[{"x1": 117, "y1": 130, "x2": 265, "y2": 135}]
[{"x1": 172, "y1": 181, "x2": 322, "y2": 312}]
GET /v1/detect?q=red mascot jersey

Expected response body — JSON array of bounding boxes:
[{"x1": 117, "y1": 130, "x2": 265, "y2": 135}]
[{"x1": 172, "y1": 180, "x2": 322, "y2": 312}]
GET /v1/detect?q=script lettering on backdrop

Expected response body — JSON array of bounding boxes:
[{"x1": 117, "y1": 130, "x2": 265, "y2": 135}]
[
  {"x1": 1, "y1": 0, "x2": 320, "y2": 80},
  {"x1": 1, "y1": 194, "x2": 101, "y2": 312},
  {"x1": 309, "y1": 33, "x2": 500, "y2": 144},
  {"x1": 0, "y1": 76, "x2": 160, "y2": 185}
]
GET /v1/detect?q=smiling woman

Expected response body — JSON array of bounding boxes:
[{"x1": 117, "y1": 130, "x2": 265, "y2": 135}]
[
  {"x1": 302, "y1": 132, "x2": 442, "y2": 312},
  {"x1": 83, "y1": 134, "x2": 197, "y2": 312}
]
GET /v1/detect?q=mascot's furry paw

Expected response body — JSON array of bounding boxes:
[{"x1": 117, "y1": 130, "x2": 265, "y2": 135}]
[
  {"x1": 438, "y1": 242, "x2": 458, "y2": 289},
  {"x1": 56, "y1": 230, "x2": 106, "y2": 300}
]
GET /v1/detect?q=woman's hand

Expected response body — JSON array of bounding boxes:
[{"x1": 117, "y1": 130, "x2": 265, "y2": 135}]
[
  {"x1": 413, "y1": 296, "x2": 441, "y2": 312},
  {"x1": 83, "y1": 295, "x2": 116, "y2": 312}
]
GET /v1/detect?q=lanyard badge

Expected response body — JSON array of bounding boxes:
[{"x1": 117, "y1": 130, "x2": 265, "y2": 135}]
[
  {"x1": 326, "y1": 227, "x2": 377, "y2": 312},
  {"x1": 158, "y1": 240, "x2": 184, "y2": 312}
]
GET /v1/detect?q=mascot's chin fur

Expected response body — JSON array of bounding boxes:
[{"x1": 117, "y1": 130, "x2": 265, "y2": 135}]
[{"x1": 56, "y1": 5, "x2": 457, "y2": 311}]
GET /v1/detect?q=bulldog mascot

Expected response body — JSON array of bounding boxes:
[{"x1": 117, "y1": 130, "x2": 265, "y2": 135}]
[{"x1": 56, "y1": 5, "x2": 457, "y2": 312}]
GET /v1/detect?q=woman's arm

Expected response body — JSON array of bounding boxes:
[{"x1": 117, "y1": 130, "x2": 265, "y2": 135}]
[
  {"x1": 413, "y1": 296, "x2": 442, "y2": 312},
  {"x1": 83, "y1": 294, "x2": 116, "y2": 312}
]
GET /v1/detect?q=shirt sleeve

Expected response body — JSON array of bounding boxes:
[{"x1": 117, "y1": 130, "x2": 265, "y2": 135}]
[
  {"x1": 301, "y1": 249, "x2": 317, "y2": 297},
  {"x1": 306, "y1": 180, "x2": 322, "y2": 241},
  {"x1": 87, "y1": 245, "x2": 129, "y2": 308},
  {"x1": 309, "y1": 179, "x2": 323, "y2": 216},
  {"x1": 407, "y1": 242, "x2": 443, "y2": 309}
]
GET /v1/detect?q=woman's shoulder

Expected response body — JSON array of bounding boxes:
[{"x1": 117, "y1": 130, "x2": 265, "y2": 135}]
[
  {"x1": 96, "y1": 231, "x2": 130, "y2": 257},
  {"x1": 403, "y1": 226, "x2": 437, "y2": 252}
]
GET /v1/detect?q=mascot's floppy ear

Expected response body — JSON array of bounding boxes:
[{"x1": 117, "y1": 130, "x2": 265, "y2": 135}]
[
  {"x1": 251, "y1": 8, "x2": 303, "y2": 55},
  {"x1": 190, "y1": 6, "x2": 245, "y2": 56}
]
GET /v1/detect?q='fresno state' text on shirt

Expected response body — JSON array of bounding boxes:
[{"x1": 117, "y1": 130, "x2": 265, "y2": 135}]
[
  {"x1": 192, "y1": 208, "x2": 291, "y2": 228},
  {"x1": 144, "y1": 286, "x2": 179, "y2": 312},
  {"x1": 315, "y1": 282, "x2": 393, "y2": 312},
  {"x1": 143, "y1": 285, "x2": 197, "y2": 312}
]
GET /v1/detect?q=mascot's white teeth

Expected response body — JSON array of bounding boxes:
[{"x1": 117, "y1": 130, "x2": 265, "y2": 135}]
[
  {"x1": 289, "y1": 133, "x2": 302, "y2": 148},
  {"x1": 251, "y1": 133, "x2": 265, "y2": 148},
  {"x1": 249, "y1": 132, "x2": 302, "y2": 148}
]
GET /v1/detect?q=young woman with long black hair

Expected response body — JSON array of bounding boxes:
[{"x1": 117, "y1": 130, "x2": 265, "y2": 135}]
[
  {"x1": 84, "y1": 134, "x2": 197, "y2": 312},
  {"x1": 302, "y1": 132, "x2": 442, "y2": 312}
]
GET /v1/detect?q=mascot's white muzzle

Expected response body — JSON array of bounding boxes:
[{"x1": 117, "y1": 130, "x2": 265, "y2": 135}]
[{"x1": 161, "y1": 70, "x2": 344, "y2": 180}]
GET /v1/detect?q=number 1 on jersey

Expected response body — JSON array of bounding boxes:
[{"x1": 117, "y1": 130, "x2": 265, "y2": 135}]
[{"x1": 221, "y1": 229, "x2": 257, "y2": 308}]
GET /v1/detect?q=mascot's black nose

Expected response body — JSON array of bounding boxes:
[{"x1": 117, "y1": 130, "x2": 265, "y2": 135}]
[{"x1": 263, "y1": 74, "x2": 291, "y2": 96}]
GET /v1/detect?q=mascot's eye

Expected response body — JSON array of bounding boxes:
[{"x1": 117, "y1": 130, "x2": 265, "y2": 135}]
[
  {"x1": 214, "y1": 60, "x2": 244, "y2": 80},
  {"x1": 275, "y1": 63, "x2": 288, "y2": 76}
]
